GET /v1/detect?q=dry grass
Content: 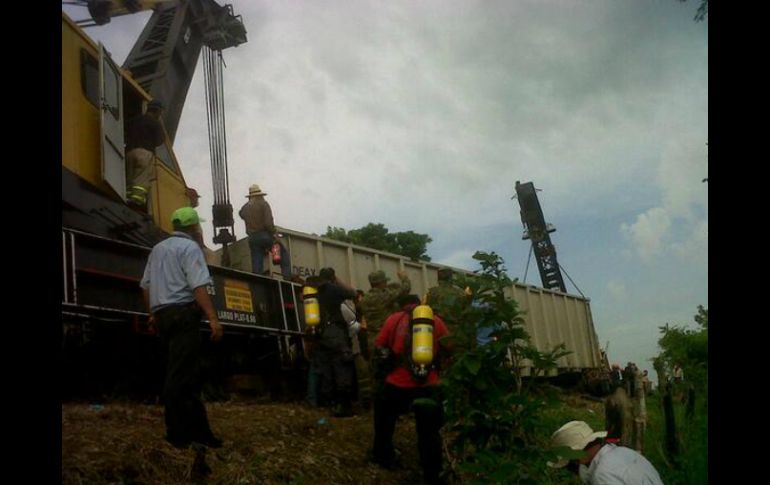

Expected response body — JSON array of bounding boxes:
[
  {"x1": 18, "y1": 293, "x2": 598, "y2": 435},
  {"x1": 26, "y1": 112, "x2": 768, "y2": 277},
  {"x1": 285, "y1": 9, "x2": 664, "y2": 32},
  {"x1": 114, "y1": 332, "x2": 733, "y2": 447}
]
[{"x1": 62, "y1": 400, "x2": 425, "y2": 485}]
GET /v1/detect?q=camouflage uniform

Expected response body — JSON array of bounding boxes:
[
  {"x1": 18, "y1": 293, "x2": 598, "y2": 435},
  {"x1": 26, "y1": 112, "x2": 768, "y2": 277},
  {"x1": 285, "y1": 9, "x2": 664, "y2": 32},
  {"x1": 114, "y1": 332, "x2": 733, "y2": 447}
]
[
  {"x1": 426, "y1": 282, "x2": 464, "y2": 317},
  {"x1": 361, "y1": 270, "x2": 411, "y2": 398},
  {"x1": 425, "y1": 269, "x2": 465, "y2": 333},
  {"x1": 361, "y1": 271, "x2": 411, "y2": 342}
]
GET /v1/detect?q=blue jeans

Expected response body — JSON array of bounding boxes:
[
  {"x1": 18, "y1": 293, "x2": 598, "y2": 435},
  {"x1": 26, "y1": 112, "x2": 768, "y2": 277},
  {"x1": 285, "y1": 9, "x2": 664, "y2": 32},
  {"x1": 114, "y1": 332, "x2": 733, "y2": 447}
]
[{"x1": 247, "y1": 231, "x2": 292, "y2": 278}]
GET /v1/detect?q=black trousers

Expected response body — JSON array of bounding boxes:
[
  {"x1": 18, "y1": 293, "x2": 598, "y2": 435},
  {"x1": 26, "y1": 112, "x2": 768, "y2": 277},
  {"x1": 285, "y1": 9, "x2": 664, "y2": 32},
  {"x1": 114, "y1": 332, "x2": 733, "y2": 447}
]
[
  {"x1": 155, "y1": 304, "x2": 215, "y2": 444},
  {"x1": 315, "y1": 345, "x2": 354, "y2": 406},
  {"x1": 372, "y1": 383, "x2": 443, "y2": 481}
]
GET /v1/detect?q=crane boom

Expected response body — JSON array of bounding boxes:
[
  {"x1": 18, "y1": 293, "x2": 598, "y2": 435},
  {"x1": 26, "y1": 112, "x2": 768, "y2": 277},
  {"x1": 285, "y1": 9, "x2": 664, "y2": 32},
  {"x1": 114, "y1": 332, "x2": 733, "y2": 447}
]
[
  {"x1": 121, "y1": 0, "x2": 246, "y2": 144},
  {"x1": 71, "y1": 1, "x2": 246, "y2": 249},
  {"x1": 84, "y1": 1, "x2": 174, "y2": 26},
  {"x1": 514, "y1": 181, "x2": 567, "y2": 293}
]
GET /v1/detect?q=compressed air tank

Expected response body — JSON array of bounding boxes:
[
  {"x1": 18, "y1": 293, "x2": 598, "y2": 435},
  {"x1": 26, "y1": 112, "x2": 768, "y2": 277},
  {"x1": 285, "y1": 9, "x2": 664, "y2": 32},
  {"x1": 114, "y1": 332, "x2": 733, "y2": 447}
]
[
  {"x1": 411, "y1": 305, "x2": 434, "y2": 365},
  {"x1": 302, "y1": 286, "x2": 320, "y2": 327}
]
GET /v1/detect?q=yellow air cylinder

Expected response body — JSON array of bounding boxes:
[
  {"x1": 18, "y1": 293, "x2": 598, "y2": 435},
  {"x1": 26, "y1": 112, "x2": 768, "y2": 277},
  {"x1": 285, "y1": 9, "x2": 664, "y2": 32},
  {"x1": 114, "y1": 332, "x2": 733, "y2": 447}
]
[
  {"x1": 411, "y1": 305, "x2": 434, "y2": 366},
  {"x1": 303, "y1": 286, "x2": 320, "y2": 327}
]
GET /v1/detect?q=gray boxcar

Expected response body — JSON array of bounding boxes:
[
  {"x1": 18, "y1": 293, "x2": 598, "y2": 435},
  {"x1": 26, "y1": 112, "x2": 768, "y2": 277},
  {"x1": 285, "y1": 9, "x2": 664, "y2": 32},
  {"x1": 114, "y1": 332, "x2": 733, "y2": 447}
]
[{"x1": 216, "y1": 227, "x2": 603, "y2": 372}]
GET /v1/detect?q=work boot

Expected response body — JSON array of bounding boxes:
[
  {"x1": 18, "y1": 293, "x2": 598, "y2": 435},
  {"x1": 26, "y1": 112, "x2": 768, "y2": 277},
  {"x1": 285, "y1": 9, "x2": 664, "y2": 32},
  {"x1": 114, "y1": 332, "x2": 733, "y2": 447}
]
[
  {"x1": 165, "y1": 437, "x2": 191, "y2": 450},
  {"x1": 424, "y1": 475, "x2": 447, "y2": 485},
  {"x1": 193, "y1": 433, "x2": 223, "y2": 449},
  {"x1": 333, "y1": 402, "x2": 354, "y2": 418},
  {"x1": 190, "y1": 444, "x2": 212, "y2": 480},
  {"x1": 333, "y1": 394, "x2": 354, "y2": 417},
  {"x1": 366, "y1": 448, "x2": 402, "y2": 469},
  {"x1": 127, "y1": 199, "x2": 148, "y2": 214}
]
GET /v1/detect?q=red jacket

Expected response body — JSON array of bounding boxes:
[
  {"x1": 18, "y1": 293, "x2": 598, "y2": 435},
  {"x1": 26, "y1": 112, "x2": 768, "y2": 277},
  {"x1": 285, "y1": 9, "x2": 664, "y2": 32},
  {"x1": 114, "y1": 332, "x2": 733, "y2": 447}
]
[{"x1": 375, "y1": 305, "x2": 449, "y2": 388}]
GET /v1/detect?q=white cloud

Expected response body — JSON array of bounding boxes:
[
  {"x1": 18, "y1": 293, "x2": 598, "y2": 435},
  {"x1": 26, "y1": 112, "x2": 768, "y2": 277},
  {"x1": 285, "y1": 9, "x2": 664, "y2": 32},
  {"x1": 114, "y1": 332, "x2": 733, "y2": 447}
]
[
  {"x1": 656, "y1": 138, "x2": 709, "y2": 221},
  {"x1": 620, "y1": 207, "x2": 672, "y2": 262},
  {"x1": 620, "y1": 136, "x2": 707, "y2": 264},
  {"x1": 672, "y1": 219, "x2": 708, "y2": 265},
  {"x1": 606, "y1": 280, "x2": 627, "y2": 301},
  {"x1": 439, "y1": 250, "x2": 478, "y2": 270}
]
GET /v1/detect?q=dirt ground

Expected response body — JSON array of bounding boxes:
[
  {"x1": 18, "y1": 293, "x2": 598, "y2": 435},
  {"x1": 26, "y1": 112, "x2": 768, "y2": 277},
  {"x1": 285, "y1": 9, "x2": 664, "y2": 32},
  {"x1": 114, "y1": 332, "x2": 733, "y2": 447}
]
[{"x1": 62, "y1": 398, "x2": 427, "y2": 485}]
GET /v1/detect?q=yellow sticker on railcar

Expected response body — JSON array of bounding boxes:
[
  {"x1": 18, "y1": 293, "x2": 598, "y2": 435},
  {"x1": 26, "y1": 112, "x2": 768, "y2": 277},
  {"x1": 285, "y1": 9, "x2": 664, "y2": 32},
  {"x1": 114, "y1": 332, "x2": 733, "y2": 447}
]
[{"x1": 224, "y1": 279, "x2": 254, "y2": 312}]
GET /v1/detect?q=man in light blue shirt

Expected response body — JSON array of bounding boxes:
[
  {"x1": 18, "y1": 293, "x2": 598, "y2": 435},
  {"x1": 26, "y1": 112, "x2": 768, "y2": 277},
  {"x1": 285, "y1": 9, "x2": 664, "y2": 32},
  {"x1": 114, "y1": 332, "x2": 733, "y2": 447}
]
[
  {"x1": 141, "y1": 207, "x2": 224, "y2": 450},
  {"x1": 141, "y1": 227, "x2": 212, "y2": 311},
  {"x1": 548, "y1": 420, "x2": 664, "y2": 485}
]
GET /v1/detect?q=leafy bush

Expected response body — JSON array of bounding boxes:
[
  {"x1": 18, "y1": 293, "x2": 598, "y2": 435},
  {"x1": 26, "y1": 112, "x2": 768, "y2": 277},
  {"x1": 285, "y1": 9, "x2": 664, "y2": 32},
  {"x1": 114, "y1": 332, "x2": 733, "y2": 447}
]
[
  {"x1": 439, "y1": 252, "x2": 571, "y2": 484},
  {"x1": 647, "y1": 305, "x2": 708, "y2": 484}
]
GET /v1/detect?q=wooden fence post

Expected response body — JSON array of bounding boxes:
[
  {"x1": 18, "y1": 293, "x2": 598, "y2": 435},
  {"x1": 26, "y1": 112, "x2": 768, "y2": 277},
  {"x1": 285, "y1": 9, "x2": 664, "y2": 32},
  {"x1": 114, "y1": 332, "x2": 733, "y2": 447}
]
[
  {"x1": 686, "y1": 384, "x2": 696, "y2": 422},
  {"x1": 632, "y1": 367, "x2": 647, "y2": 453},
  {"x1": 662, "y1": 382, "x2": 680, "y2": 467},
  {"x1": 605, "y1": 386, "x2": 633, "y2": 447}
]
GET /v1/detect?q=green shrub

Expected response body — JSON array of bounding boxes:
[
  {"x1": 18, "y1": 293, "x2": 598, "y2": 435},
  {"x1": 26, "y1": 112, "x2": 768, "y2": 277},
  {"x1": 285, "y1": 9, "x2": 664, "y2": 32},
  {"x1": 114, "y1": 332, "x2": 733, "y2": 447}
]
[{"x1": 440, "y1": 252, "x2": 571, "y2": 484}]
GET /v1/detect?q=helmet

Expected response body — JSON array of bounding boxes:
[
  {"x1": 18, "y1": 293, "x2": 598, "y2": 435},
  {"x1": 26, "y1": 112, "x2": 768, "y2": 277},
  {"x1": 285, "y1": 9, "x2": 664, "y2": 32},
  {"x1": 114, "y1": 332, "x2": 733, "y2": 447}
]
[{"x1": 368, "y1": 270, "x2": 389, "y2": 286}]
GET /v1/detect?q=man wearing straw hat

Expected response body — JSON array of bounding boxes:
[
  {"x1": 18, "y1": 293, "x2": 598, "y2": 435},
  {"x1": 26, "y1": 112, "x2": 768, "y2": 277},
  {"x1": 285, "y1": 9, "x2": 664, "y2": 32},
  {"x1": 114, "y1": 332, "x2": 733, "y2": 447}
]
[{"x1": 238, "y1": 183, "x2": 292, "y2": 278}]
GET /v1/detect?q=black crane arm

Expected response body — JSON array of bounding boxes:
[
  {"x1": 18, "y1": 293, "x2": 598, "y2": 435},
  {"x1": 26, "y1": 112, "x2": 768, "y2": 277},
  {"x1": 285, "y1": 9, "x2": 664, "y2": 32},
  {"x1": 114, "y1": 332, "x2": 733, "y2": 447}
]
[
  {"x1": 80, "y1": 0, "x2": 245, "y2": 253},
  {"x1": 514, "y1": 181, "x2": 567, "y2": 293},
  {"x1": 120, "y1": 0, "x2": 246, "y2": 143}
]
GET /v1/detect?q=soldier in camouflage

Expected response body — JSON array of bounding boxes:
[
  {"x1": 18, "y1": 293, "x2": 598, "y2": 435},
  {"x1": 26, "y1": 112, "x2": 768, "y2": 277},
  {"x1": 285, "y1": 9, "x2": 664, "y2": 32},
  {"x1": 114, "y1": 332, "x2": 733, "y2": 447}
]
[
  {"x1": 359, "y1": 269, "x2": 411, "y2": 400},
  {"x1": 361, "y1": 270, "x2": 411, "y2": 341},
  {"x1": 425, "y1": 268, "x2": 466, "y2": 332},
  {"x1": 425, "y1": 268, "x2": 467, "y2": 334}
]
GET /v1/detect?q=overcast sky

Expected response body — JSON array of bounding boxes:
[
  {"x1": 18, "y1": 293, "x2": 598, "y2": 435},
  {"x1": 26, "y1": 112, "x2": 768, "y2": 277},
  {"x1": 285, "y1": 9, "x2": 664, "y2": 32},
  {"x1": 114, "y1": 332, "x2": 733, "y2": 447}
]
[{"x1": 63, "y1": 0, "x2": 708, "y2": 377}]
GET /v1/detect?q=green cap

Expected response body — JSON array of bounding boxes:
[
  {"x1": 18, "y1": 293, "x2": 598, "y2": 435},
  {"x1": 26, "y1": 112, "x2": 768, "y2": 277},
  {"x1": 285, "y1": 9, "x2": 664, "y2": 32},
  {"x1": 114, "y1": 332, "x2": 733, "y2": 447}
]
[
  {"x1": 368, "y1": 270, "x2": 389, "y2": 285},
  {"x1": 171, "y1": 207, "x2": 204, "y2": 227}
]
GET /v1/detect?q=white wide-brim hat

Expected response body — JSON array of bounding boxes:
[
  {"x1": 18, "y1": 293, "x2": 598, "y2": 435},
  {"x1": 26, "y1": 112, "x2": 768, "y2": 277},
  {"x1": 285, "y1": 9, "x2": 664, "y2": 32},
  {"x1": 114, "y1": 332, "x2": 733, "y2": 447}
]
[{"x1": 547, "y1": 421, "x2": 607, "y2": 468}]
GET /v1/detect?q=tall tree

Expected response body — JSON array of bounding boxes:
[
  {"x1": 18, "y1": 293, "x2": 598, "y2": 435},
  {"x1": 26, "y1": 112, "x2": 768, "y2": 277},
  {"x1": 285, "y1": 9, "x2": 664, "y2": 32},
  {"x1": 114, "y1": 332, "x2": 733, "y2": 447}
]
[
  {"x1": 323, "y1": 223, "x2": 432, "y2": 261},
  {"x1": 655, "y1": 305, "x2": 708, "y2": 386}
]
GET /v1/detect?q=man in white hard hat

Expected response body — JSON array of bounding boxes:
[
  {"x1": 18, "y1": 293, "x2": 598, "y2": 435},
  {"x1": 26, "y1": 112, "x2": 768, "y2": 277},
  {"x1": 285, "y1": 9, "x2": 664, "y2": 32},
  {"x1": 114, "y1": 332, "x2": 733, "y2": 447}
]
[
  {"x1": 238, "y1": 184, "x2": 292, "y2": 278},
  {"x1": 548, "y1": 421, "x2": 663, "y2": 485}
]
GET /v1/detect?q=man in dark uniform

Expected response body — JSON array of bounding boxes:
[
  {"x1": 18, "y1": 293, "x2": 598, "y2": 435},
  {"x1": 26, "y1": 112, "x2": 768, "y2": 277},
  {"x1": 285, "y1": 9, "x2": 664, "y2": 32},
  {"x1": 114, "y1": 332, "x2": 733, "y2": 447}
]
[{"x1": 315, "y1": 267, "x2": 357, "y2": 417}]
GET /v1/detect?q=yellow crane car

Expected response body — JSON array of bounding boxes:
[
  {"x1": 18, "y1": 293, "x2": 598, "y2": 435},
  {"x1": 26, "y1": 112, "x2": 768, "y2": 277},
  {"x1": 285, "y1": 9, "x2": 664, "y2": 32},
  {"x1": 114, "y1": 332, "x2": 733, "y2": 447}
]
[
  {"x1": 62, "y1": 3, "x2": 305, "y2": 400},
  {"x1": 62, "y1": 11, "x2": 194, "y2": 239}
]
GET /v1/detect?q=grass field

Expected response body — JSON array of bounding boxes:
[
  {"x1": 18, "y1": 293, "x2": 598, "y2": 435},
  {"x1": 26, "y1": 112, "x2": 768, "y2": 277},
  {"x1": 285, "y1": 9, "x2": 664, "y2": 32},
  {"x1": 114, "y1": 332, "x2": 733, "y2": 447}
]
[
  {"x1": 534, "y1": 386, "x2": 707, "y2": 485},
  {"x1": 644, "y1": 388, "x2": 708, "y2": 484}
]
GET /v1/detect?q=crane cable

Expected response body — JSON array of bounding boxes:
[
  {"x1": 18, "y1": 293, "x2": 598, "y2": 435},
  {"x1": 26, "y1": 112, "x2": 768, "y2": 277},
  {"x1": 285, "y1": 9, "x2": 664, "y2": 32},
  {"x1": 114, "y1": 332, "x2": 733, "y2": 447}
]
[
  {"x1": 523, "y1": 244, "x2": 533, "y2": 284},
  {"x1": 558, "y1": 263, "x2": 586, "y2": 299},
  {"x1": 203, "y1": 47, "x2": 229, "y2": 205},
  {"x1": 203, "y1": 46, "x2": 235, "y2": 247},
  {"x1": 522, "y1": 231, "x2": 585, "y2": 298}
]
